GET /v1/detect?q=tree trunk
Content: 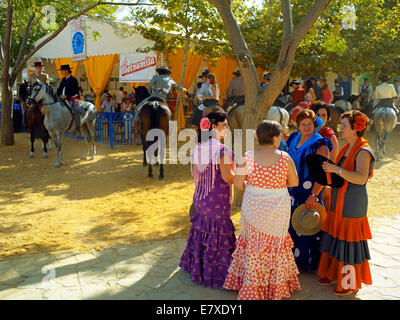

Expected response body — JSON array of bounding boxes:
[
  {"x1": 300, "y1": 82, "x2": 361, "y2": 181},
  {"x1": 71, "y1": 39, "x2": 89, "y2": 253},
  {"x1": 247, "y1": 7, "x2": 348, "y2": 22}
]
[
  {"x1": 1, "y1": 0, "x2": 14, "y2": 145},
  {"x1": 1, "y1": 84, "x2": 14, "y2": 145},
  {"x1": 174, "y1": 34, "x2": 190, "y2": 120}
]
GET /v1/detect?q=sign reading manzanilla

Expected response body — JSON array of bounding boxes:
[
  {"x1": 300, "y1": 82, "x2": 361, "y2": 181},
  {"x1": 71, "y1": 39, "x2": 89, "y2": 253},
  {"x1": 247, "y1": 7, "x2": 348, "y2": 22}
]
[
  {"x1": 71, "y1": 19, "x2": 86, "y2": 62},
  {"x1": 119, "y1": 53, "x2": 157, "y2": 83}
]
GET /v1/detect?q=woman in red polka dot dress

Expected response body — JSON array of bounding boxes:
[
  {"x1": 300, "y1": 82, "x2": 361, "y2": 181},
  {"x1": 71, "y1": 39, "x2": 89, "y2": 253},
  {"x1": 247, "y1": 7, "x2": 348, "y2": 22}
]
[{"x1": 223, "y1": 120, "x2": 301, "y2": 300}]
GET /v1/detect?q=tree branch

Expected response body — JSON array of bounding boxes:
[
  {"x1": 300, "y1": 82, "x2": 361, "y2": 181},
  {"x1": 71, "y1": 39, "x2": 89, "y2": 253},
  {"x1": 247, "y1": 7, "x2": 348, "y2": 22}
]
[
  {"x1": 10, "y1": 13, "x2": 35, "y2": 85},
  {"x1": 0, "y1": 35, "x2": 3, "y2": 64},
  {"x1": 257, "y1": 0, "x2": 331, "y2": 119},
  {"x1": 207, "y1": 0, "x2": 260, "y2": 95},
  {"x1": 10, "y1": 0, "x2": 149, "y2": 87},
  {"x1": 281, "y1": 0, "x2": 293, "y2": 37},
  {"x1": 1, "y1": 0, "x2": 12, "y2": 86}
]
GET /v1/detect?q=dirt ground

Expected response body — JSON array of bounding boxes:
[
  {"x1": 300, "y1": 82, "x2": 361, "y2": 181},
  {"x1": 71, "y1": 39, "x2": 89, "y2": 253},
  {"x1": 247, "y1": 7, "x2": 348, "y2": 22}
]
[{"x1": 0, "y1": 129, "x2": 399, "y2": 259}]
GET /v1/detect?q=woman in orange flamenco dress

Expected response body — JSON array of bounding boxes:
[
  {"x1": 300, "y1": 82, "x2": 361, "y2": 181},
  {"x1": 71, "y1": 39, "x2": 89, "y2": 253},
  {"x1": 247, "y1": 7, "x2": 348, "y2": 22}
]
[{"x1": 317, "y1": 110, "x2": 375, "y2": 295}]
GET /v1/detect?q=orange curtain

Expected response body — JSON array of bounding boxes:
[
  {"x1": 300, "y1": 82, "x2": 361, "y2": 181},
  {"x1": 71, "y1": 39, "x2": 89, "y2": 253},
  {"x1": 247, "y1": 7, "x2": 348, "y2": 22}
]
[
  {"x1": 167, "y1": 49, "x2": 203, "y2": 132},
  {"x1": 207, "y1": 57, "x2": 238, "y2": 105},
  {"x1": 53, "y1": 58, "x2": 80, "y2": 79},
  {"x1": 83, "y1": 54, "x2": 116, "y2": 110}
]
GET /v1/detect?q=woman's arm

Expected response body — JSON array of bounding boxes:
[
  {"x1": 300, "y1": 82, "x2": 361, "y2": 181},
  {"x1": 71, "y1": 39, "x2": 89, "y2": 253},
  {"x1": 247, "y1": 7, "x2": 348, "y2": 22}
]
[
  {"x1": 287, "y1": 156, "x2": 299, "y2": 188},
  {"x1": 233, "y1": 160, "x2": 247, "y2": 190},
  {"x1": 327, "y1": 87, "x2": 334, "y2": 104},
  {"x1": 220, "y1": 153, "x2": 235, "y2": 184},
  {"x1": 329, "y1": 134, "x2": 339, "y2": 161},
  {"x1": 310, "y1": 88, "x2": 316, "y2": 102},
  {"x1": 322, "y1": 150, "x2": 372, "y2": 185},
  {"x1": 204, "y1": 85, "x2": 217, "y2": 99}
]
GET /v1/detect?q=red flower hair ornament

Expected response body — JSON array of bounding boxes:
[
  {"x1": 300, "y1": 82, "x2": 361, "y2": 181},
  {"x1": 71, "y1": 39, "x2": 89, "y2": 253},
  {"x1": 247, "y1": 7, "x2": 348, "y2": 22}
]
[
  {"x1": 200, "y1": 117, "x2": 211, "y2": 130},
  {"x1": 353, "y1": 115, "x2": 367, "y2": 131}
]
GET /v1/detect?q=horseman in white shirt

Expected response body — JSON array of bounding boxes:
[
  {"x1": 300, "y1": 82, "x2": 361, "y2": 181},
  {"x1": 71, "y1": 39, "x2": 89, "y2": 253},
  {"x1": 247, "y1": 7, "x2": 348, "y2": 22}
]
[{"x1": 374, "y1": 75, "x2": 399, "y2": 115}]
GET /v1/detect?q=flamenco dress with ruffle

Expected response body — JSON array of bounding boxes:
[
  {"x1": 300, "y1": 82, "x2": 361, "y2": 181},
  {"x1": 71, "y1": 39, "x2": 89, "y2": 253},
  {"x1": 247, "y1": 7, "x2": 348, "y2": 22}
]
[
  {"x1": 223, "y1": 151, "x2": 301, "y2": 300},
  {"x1": 317, "y1": 137, "x2": 375, "y2": 292},
  {"x1": 286, "y1": 131, "x2": 333, "y2": 272},
  {"x1": 179, "y1": 139, "x2": 236, "y2": 288}
]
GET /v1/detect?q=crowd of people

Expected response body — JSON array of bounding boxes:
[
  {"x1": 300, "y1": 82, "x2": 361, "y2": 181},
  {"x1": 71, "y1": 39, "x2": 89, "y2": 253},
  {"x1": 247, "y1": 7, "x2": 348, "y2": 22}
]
[{"x1": 180, "y1": 106, "x2": 375, "y2": 300}]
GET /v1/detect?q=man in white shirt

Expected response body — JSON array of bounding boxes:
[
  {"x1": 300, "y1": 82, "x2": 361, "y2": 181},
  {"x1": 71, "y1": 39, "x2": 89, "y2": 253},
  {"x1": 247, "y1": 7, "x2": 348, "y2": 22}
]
[
  {"x1": 374, "y1": 75, "x2": 399, "y2": 114},
  {"x1": 115, "y1": 87, "x2": 124, "y2": 112},
  {"x1": 101, "y1": 94, "x2": 114, "y2": 112}
]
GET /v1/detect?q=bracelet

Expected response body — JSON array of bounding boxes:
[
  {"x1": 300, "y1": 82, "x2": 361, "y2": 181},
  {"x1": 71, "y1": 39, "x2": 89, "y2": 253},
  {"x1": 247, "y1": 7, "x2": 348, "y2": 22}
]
[{"x1": 311, "y1": 193, "x2": 319, "y2": 202}]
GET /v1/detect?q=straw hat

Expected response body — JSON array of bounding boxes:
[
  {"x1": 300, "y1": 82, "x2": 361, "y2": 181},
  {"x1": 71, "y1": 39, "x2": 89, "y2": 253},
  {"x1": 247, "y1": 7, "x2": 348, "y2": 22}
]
[
  {"x1": 156, "y1": 65, "x2": 172, "y2": 74},
  {"x1": 291, "y1": 203, "x2": 327, "y2": 236}
]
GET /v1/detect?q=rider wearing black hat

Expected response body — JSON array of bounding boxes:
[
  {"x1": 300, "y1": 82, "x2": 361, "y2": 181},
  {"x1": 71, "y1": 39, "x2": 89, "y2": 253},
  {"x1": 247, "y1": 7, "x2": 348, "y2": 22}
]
[
  {"x1": 57, "y1": 64, "x2": 83, "y2": 135},
  {"x1": 29, "y1": 61, "x2": 50, "y2": 84}
]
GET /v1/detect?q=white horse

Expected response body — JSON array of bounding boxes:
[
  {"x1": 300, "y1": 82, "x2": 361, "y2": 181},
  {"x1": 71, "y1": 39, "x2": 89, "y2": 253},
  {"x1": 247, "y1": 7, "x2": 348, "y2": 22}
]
[
  {"x1": 266, "y1": 106, "x2": 290, "y2": 132},
  {"x1": 27, "y1": 80, "x2": 97, "y2": 168},
  {"x1": 373, "y1": 107, "x2": 397, "y2": 161}
]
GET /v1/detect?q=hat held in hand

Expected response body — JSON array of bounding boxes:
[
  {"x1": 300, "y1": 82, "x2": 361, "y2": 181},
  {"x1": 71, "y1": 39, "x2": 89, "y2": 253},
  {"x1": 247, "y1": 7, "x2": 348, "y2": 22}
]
[
  {"x1": 305, "y1": 153, "x2": 344, "y2": 188},
  {"x1": 291, "y1": 203, "x2": 327, "y2": 236}
]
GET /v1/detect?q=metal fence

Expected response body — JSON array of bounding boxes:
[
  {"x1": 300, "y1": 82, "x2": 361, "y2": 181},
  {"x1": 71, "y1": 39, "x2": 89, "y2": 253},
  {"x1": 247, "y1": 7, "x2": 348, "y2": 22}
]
[
  {"x1": 65, "y1": 111, "x2": 142, "y2": 149},
  {"x1": 0, "y1": 103, "x2": 141, "y2": 149}
]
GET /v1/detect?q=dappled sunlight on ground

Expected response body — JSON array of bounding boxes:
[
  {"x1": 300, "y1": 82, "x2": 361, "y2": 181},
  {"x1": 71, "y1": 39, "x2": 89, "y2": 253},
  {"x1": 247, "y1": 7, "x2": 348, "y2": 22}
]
[{"x1": 0, "y1": 129, "x2": 398, "y2": 259}]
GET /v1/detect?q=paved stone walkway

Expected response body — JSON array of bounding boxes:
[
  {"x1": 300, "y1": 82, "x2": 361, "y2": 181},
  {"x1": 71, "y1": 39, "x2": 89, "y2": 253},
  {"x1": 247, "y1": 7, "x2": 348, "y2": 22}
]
[{"x1": 1, "y1": 214, "x2": 400, "y2": 300}]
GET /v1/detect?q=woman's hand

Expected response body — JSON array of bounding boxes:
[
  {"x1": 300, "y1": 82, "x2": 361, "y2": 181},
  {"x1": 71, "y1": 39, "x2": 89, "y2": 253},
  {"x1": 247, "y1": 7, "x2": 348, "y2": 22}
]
[
  {"x1": 322, "y1": 161, "x2": 340, "y2": 174},
  {"x1": 305, "y1": 194, "x2": 317, "y2": 209}
]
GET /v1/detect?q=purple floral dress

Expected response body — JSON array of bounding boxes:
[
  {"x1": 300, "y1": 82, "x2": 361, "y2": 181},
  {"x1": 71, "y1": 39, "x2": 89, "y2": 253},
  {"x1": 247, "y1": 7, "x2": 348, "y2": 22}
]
[{"x1": 179, "y1": 142, "x2": 236, "y2": 289}]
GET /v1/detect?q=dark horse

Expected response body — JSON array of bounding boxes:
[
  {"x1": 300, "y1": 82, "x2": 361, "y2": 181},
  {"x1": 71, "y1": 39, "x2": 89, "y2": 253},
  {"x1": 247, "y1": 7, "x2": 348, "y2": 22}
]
[
  {"x1": 134, "y1": 86, "x2": 169, "y2": 179},
  {"x1": 19, "y1": 81, "x2": 50, "y2": 158}
]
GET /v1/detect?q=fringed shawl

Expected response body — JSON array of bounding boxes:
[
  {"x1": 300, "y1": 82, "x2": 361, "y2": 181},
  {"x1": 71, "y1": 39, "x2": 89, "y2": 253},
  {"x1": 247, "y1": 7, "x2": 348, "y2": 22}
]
[{"x1": 190, "y1": 138, "x2": 234, "y2": 201}]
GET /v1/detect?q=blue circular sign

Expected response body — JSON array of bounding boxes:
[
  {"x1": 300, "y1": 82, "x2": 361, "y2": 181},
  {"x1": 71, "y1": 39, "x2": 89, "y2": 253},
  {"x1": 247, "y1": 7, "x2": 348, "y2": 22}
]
[{"x1": 72, "y1": 31, "x2": 84, "y2": 55}]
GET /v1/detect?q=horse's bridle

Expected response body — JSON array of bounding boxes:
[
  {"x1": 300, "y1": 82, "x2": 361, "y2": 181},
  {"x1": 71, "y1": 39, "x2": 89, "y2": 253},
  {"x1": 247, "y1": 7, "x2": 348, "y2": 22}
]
[{"x1": 27, "y1": 82, "x2": 42, "y2": 105}]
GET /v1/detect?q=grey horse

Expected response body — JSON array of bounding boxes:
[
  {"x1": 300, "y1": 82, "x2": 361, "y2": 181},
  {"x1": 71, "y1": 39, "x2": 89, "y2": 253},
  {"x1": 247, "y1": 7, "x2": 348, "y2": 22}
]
[
  {"x1": 373, "y1": 106, "x2": 397, "y2": 161},
  {"x1": 227, "y1": 104, "x2": 289, "y2": 133},
  {"x1": 27, "y1": 80, "x2": 97, "y2": 168}
]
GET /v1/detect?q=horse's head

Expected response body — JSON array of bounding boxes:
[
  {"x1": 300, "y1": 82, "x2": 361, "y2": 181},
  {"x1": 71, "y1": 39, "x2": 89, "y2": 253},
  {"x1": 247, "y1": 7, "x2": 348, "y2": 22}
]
[
  {"x1": 27, "y1": 80, "x2": 45, "y2": 106},
  {"x1": 134, "y1": 86, "x2": 150, "y2": 105}
]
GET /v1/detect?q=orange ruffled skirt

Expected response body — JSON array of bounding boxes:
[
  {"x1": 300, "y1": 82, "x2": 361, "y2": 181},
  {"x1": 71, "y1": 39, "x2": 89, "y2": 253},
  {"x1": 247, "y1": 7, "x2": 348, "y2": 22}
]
[{"x1": 317, "y1": 209, "x2": 373, "y2": 291}]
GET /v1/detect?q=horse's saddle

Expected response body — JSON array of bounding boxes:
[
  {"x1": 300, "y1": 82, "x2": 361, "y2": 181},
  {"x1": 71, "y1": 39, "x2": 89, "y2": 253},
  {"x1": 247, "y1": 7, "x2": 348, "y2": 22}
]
[{"x1": 222, "y1": 96, "x2": 245, "y2": 114}]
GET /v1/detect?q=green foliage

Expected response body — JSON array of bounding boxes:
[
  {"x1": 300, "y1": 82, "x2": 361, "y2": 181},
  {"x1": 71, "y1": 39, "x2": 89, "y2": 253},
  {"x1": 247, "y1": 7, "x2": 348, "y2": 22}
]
[
  {"x1": 127, "y1": 0, "x2": 231, "y2": 61},
  {"x1": 0, "y1": 0, "x2": 117, "y2": 68},
  {"x1": 238, "y1": 0, "x2": 400, "y2": 78}
]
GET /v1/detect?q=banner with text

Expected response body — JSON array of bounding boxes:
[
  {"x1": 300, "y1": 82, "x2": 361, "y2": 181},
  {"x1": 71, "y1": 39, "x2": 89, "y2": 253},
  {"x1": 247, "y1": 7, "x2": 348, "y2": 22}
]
[
  {"x1": 119, "y1": 53, "x2": 157, "y2": 83},
  {"x1": 71, "y1": 18, "x2": 86, "y2": 62}
]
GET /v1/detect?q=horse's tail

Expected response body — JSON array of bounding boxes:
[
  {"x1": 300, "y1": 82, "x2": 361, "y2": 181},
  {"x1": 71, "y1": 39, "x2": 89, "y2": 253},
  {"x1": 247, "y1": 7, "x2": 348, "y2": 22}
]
[{"x1": 149, "y1": 101, "x2": 162, "y2": 132}]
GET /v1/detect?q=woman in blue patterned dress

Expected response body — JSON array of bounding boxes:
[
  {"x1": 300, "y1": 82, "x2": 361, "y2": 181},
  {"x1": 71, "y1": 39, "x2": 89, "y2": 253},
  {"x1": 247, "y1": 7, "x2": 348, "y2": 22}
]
[{"x1": 286, "y1": 109, "x2": 333, "y2": 272}]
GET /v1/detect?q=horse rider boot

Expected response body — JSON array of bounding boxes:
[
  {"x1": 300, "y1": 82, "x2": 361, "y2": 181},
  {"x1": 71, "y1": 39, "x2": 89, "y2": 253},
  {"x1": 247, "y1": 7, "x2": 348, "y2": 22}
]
[
  {"x1": 134, "y1": 66, "x2": 185, "y2": 124},
  {"x1": 56, "y1": 64, "x2": 82, "y2": 135},
  {"x1": 374, "y1": 77, "x2": 400, "y2": 115}
]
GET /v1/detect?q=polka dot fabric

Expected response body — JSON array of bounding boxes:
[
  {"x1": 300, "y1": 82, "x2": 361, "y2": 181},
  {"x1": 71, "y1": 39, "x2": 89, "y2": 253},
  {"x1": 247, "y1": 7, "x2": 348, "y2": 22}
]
[
  {"x1": 245, "y1": 151, "x2": 288, "y2": 189},
  {"x1": 223, "y1": 150, "x2": 301, "y2": 300}
]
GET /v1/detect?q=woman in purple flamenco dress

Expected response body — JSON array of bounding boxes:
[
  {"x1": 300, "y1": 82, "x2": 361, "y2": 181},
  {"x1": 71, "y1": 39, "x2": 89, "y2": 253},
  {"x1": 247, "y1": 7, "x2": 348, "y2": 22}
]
[{"x1": 179, "y1": 111, "x2": 236, "y2": 288}]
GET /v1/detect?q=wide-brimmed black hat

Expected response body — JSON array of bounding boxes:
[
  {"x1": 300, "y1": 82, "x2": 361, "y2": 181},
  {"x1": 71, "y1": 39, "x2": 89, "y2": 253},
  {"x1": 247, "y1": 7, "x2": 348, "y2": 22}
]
[
  {"x1": 58, "y1": 64, "x2": 72, "y2": 71},
  {"x1": 233, "y1": 70, "x2": 241, "y2": 76},
  {"x1": 305, "y1": 154, "x2": 344, "y2": 188},
  {"x1": 156, "y1": 65, "x2": 172, "y2": 74},
  {"x1": 33, "y1": 61, "x2": 44, "y2": 67},
  {"x1": 198, "y1": 69, "x2": 210, "y2": 78}
]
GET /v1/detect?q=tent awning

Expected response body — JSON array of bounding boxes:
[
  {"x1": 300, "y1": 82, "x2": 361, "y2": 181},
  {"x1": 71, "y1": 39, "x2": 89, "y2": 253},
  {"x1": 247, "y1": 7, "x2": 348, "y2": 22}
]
[{"x1": 32, "y1": 18, "x2": 155, "y2": 59}]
